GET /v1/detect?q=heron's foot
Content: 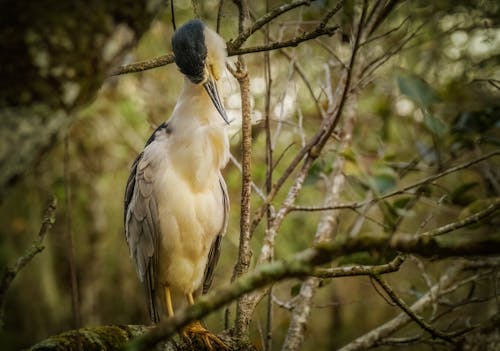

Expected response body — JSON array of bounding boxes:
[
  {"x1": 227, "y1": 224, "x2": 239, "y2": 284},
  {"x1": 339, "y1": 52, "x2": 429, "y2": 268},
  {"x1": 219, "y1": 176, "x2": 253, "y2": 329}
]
[{"x1": 182, "y1": 320, "x2": 229, "y2": 351}]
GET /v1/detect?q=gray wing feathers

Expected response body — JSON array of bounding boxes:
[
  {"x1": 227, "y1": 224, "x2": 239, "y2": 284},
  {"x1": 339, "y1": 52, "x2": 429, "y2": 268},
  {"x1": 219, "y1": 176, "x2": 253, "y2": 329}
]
[
  {"x1": 202, "y1": 176, "x2": 229, "y2": 294},
  {"x1": 125, "y1": 153, "x2": 160, "y2": 322}
]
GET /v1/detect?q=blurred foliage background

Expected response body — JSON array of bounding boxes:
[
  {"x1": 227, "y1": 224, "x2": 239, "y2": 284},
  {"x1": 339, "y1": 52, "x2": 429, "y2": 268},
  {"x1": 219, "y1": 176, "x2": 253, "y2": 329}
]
[{"x1": 1, "y1": 1, "x2": 499, "y2": 350}]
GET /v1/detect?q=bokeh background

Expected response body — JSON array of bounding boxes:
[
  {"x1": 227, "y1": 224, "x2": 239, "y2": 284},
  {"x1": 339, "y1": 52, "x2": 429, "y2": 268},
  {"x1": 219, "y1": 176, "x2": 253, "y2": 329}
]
[{"x1": 1, "y1": 1, "x2": 499, "y2": 350}]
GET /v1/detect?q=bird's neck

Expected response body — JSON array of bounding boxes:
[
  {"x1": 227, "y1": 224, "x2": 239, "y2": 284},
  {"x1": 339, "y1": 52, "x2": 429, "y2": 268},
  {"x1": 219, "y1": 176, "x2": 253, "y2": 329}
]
[
  {"x1": 166, "y1": 78, "x2": 229, "y2": 179},
  {"x1": 171, "y1": 78, "x2": 222, "y2": 127}
]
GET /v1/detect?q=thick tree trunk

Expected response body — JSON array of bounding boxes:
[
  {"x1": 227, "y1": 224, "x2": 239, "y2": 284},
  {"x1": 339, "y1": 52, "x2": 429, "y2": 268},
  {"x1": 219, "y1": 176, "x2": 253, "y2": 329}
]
[{"x1": 0, "y1": 0, "x2": 163, "y2": 196}]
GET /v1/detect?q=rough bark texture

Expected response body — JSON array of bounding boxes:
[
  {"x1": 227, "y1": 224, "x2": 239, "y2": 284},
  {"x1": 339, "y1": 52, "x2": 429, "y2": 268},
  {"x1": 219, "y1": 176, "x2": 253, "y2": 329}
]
[
  {"x1": 28, "y1": 324, "x2": 257, "y2": 351},
  {"x1": 0, "y1": 0, "x2": 164, "y2": 196}
]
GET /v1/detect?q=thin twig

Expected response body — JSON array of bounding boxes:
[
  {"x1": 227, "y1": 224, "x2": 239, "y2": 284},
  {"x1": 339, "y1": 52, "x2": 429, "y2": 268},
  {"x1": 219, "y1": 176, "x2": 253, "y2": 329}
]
[
  {"x1": 289, "y1": 151, "x2": 500, "y2": 212},
  {"x1": 371, "y1": 274, "x2": 455, "y2": 343},
  {"x1": 170, "y1": 0, "x2": 176, "y2": 30},
  {"x1": 228, "y1": 25, "x2": 339, "y2": 56},
  {"x1": 420, "y1": 198, "x2": 500, "y2": 238},
  {"x1": 0, "y1": 196, "x2": 57, "y2": 327},
  {"x1": 228, "y1": 0, "x2": 314, "y2": 49},
  {"x1": 216, "y1": 0, "x2": 224, "y2": 33},
  {"x1": 278, "y1": 49, "x2": 325, "y2": 118},
  {"x1": 249, "y1": 0, "x2": 365, "y2": 236},
  {"x1": 229, "y1": 153, "x2": 265, "y2": 200}
]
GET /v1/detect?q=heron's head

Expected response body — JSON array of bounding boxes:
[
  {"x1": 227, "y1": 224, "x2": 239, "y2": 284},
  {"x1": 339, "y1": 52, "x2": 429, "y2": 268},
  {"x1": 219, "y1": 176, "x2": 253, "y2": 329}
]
[{"x1": 172, "y1": 19, "x2": 229, "y2": 124}]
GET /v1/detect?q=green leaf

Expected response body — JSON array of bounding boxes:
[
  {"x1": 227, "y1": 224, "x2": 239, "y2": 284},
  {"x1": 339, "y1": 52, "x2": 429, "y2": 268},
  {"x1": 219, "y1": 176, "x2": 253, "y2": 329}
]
[
  {"x1": 290, "y1": 284, "x2": 301, "y2": 297},
  {"x1": 393, "y1": 197, "x2": 413, "y2": 209},
  {"x1": 305, "y1": 161, "x2": 332, "y2": 185},
  {"x1": 397, "y1": 73, "x2": 439, "y2": 108},
  {"x1": 340, "y1": 148, "x2": 357, "y2": 163},
  {"x1": 424, "y1": 112, "x2": 448, "y2": 137},
  {"x1": 450, "y1": 182, "x2": 479, "y2": 206},
  {"x1": 304, "y1": 162, "x2": 322, "y2": 185},
  {"x1": 370, "y1": 173, "x2": 397, "y2": 194}
]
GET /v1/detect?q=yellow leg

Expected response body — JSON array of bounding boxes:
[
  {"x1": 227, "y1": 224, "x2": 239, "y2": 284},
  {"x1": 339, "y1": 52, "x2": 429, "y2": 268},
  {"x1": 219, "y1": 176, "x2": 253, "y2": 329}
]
[
  {"x1": 187, "y1": 292, "x2": 195, "y2": 305},
  {"x1": 165, "y1": 286, "x2": 174, "y2": 318}
]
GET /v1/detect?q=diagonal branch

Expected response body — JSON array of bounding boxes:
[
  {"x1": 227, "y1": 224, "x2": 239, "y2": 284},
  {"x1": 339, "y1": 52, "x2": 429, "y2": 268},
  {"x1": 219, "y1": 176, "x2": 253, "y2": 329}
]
[
  {"x1": 125, "y1": 231, "x2": 499, "y2": 351},
  {"x1": 228, "y1": 25, "x2": 339, "y2": 56},
  {"x1": 421, "y1": 198, "x2": 500, "y2": 238},
  {"x1": 228, "y1": 0, "x2": 314, "y2": 49},
  {"x1": 313, "y1": 254, "x2": 405, "y2": 278},
  {"x1": 0, "y1": 196, "x2": 57, "y2": 327},
  {"x1": 371, "y1": 274, "x2": 455, "y2": 343}
]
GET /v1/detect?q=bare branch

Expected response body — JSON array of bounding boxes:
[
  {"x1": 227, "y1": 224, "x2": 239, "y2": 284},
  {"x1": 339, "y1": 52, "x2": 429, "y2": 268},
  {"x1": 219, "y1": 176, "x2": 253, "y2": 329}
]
[
  {"x1": 313, "y1": 254, "x2": 405, "y2": 278},
  {"x1": 109, "y1": 53, "x2": 175, "y2": 76},
  {"x1": 229, "y1": 153, "x2": 266, "y2": 200},
  {"x1": 0, "y1": 196, "x2": 57, "y2": 327},
  {"x1": 228, "y1": 25, "x2": 339, "y2": 56},
  {"x1": 170, "y1": 0, "x2": 177, "y2": 30},
  {"x1": 278, "y1": 49, "x2": 325, "y2": 118},
  {"x1": 338, "y1": 262, "x2": 465, "y2": 351},
  {"x1": 231, "y1": 1, "x2": 254, "y2": 338},
  {"x1": 216, "y1": 0, "x2": 224, "y2": 33},
  {"x1": 228, "y1": 0, "x2": 314, "y2": 49},
  {"x1": 421, "y1": 198, "x2": 500, "y2": 238},
  {"x1": 371, "y1": 274, "x2": 455, "y2": 343},
  {"x1": 290, "y1": 151, "x2": 500, "y2": 212}
]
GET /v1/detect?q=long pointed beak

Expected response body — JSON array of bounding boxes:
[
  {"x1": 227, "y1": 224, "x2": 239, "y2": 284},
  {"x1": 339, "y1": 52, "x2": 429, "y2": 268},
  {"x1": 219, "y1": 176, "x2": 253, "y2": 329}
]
[{"x1": 203, "y1": 77, "x2": 230, "y2": 125}]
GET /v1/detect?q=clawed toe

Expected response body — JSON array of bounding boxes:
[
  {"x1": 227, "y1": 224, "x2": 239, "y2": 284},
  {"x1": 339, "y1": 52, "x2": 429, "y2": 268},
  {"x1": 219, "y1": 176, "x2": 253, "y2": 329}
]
[{"x1": 182, "y1": 321, "x2": 229, "y2": 350}]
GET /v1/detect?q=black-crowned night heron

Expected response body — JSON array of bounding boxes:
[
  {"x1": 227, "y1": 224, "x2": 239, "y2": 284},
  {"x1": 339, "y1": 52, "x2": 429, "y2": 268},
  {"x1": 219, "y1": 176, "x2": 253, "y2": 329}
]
[{"x1": 124, "y1": 19, "x2": 229, "y2": 348}]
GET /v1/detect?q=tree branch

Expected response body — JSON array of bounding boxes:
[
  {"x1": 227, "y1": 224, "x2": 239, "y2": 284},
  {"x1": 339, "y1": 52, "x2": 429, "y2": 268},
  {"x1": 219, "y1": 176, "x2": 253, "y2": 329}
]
[
  {"x1": 371, "y1": 274, "x2": 455, "y2": 343},
  {"x1": 421, "y1": 198, "x2": 500, "y2": 238},
  {"x1": 228, "y1": 25, "x2": 339, "y2": 56},
  {"x1": 109, "y1": 53, "x2": 175, "y2": 76},
  {"x1": 228, "y1": 0, "x2": 314, "y2": 49},
  {"x1": 230, "y1": 58, "x2": 254, "y2": 338},
  {"x1": 28, "y1": 325, "x2": 256, "y2": 351},
  {"x1": 289, "y1": 151, "x2": 500, "y2": 212},
  {"x1": 313, "y1": 254, "x2": 405, "y2": 278},
  {"x1": 109, "y1": 2, "x2": 342, "y2": 76},
  {"x1": 125, "y1": 230, "x2": 499, "y2": 351},
  {"x1": 0, "y1": 196, "x2": 57, "y2": 327},
  {"x1": 338, "y1": 262, "x2": 465, "y2": 351}
]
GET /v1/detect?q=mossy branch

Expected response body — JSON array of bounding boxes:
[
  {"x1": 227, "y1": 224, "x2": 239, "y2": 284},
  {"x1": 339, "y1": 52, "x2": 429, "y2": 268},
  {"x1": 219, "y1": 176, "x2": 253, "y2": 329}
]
[
  {"x1": 27, "y1": 215, "x2": 498, "y2": 351},
  {"x1": 28, "y1": 325, "x2": 256, "y2": 351},
  {"x1": 126, "y1": 227, "x2": 499, "y2": 351}
]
